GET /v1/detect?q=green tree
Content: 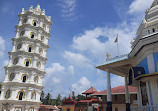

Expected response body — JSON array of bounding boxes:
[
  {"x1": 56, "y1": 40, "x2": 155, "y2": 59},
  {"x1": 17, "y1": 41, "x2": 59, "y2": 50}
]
[
  {"x1": 76, "y1": 94, "x2": 86, "y2": 101},
  {"x1": 44, "y1": 93, "x2": 52, "y2": 105},
  {"x1": 72, "y1": 91, "x2": 76, "y2": 100},
  {"x1": 62, "y1": 97, "x2": 67, "y2": 101},
  {"x1": 56, "y1": 94, "x2": 62, "y2": 106},
  {"x1": 40, "y1": 91, "x2": 44, "y2": 100},
  {"x1": 40, "y1": 90, "x2": 45, "y2": 104}
]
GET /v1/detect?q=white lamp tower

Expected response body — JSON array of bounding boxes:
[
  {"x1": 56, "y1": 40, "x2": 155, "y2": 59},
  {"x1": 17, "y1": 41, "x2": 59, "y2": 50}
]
[{"x1": 0, "y1": 4, "x2": 52, "y2": 111}]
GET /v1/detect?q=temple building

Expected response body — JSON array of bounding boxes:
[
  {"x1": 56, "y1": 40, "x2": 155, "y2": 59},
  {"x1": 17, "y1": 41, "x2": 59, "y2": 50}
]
[
  {"x1": 62, "y1": 86, "x2": 101, "y2": 111},
  {"x1": 62, "y1": 86, "x2": 137, "y2": 111},
  {"x1": 91, "y1": 86, "x2": 137, "y2": 111},
  {"x1": 62, "y1": 95, "x2": 77, "y2": 111},
  {"x1": 0, "y1": 4, "x2": 52, "y2": 111},
  {"x1": 96, "y1": 0, "x2": 158, "y2": 110}
]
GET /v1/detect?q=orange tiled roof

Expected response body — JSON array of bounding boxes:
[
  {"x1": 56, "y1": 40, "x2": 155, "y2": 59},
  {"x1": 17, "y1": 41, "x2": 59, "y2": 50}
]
[
  {"x1": 82, "y1": 86, "x2": 98, "y2": 94},
  {"x1": 78, "y1": 98, "x2": 100, "y2": 103},
  {"x1": 56, "y1": 105, "x2": 62, "y2": 108},
  {"x1": 91, "y1": 86, "x2": 137, "y2": 96}
]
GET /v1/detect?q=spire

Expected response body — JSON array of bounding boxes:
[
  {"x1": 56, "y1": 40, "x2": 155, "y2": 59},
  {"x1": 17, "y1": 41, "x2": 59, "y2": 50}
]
[{"x1": 37, "y1": 3, "x2": 40, "y2": 8}]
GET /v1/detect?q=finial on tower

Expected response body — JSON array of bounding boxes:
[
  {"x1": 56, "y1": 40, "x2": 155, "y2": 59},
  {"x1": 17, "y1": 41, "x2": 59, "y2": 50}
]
[
  {"x1": 42, "y1": 9, "x2": 45, "y2": 15},
  {"x1": 21, "y1": 8, "x2": 25, "y2": 14},
  {"x1": 36, "y1": 3, "x2": 41, "y2": 10},
  {"x1": 145, "y1": 9, "x2": 149, "y2": 14},
  {"x1": 130, "y1": 38, "x2": 134, "y2": 45},
  {"x1": 106, "y1": 52, "x2": 111, "y2": 61}
]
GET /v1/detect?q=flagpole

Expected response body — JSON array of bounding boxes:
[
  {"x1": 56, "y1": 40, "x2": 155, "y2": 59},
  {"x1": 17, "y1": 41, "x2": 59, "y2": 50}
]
[{"x1": 117, "y1": 34, "x2": 120, "y2": 56}]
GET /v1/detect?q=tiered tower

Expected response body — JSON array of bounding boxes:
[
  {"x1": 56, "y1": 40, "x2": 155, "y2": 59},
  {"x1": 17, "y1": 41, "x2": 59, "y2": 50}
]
[{"x1": 0, "y1": 4, "x2": 52, "y2": 111}]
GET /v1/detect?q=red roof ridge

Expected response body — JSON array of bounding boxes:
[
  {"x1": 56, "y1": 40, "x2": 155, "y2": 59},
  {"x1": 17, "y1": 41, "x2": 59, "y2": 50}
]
[
  {"x1": 82, "y1": 86, "x2": 98, "y2": 94},
  {"x1": 91, "y1": 86, "x2": 137, "y2": 96}
]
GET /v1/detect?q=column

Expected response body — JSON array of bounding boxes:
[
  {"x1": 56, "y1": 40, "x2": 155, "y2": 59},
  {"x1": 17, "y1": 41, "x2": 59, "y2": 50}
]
[
  {"x1": 106, "y1": 69, "x2": 112, "y2": 111},
  {"x1": 125, "y1": 77, "x2": 130, "y2": 111}
]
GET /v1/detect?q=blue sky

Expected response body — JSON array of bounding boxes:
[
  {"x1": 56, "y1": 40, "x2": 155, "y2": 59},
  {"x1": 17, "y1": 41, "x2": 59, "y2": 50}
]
[{"x1": 0, "y1": 0, "x2": 154, "y2": 98}]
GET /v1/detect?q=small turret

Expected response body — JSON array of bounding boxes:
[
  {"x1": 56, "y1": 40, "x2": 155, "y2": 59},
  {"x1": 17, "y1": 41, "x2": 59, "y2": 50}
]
[
  {"x1": 21, "y1": 8, "x2": 25, "y2": 14},
  {"x1": 35, "y1": 4, "x2": 41, "y2": 11}
]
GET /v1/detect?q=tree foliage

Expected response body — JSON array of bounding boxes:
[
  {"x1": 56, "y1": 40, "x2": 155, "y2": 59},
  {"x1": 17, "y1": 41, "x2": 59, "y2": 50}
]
[
  {"x1": 40, "y1": 90, "x2": 86, "y2": 105},
  {"x1": 41, "y1": 91, "x2": 62, "y2": 106},
  {"x1": 72, "y1": 91, "x2": 75, "y2": 100}
]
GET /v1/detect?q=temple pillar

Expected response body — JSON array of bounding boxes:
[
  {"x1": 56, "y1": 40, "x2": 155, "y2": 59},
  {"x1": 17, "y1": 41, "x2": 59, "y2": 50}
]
[
  {"x1": 106, "y1": 69, "x2": 112, "y2": 111},
  {"x1": 125, "y1": 77, "x2": 130, "y2": 111}
]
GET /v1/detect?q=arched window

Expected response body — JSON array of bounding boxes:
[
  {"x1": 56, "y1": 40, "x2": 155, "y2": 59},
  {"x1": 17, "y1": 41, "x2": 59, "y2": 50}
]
[
  {"x1": 23, "y1": 19, "x2": 27, "y2": 24},
  {"x1": 5, "y1": 89, "x2": 11, "y2": 99},
  {"x1": 28, "y1": 45, "x2": 33, "y2": 52},
  {"x1": 36, "y1": 61, "x2": 41, "y2": 68},
  {"x1": 33, "y1": 22, "x2": 36, "y2": 26},
  {"x1": 21, "y1": 74, "x2": 28, "y2": 83},
  {"x1": 31, "y1": 91, "x2": 36, "y2": 100},
  {"x1": 39, "y1": 48, "x2": 43, "y2": 54},
  {"x1": 43, "y1": 24, "x2": 46, "y2": 30},
  {"x1": 13, "y1": 58, "x2": 19, "y2": 65},
  {"x1": 41, "y1": 36, "x2": 44, "y2": 41},
  {"x1": 20, "y1": 31, "x2": 25, "y2": 36},
  {"x1": 28, "y1": 47, "x2": 32, "y2": 52},
  {"x1": 25, "y1": 59, "x2": 31, "y2": 67},
  {"x1": 19, "y1": 92, "x2": 23, "y2": 100},
  {"x1": 16, "y1": 90, "x2": 25, "y2": 100},
  {"x1": 32, "y1": 20, "x2": 38, "y2": 27},
  {"x1": 9, "y1": 73, "x2": 15, "y2": 81},
  {"x1": 34, "y1": 76, "x2": 39, "y2": 83},
  {"x1": 26, "y1": 61, "x2": 29, "y2": 67},
  {"x1": 31, "y1": 34, "x2": 34, "y2": 38},
  {"x1": 17, "y1": 44, "x2": 22, "y2": 50},
  {"x1": 30, "y1": 32, "x2": 36, "y2": 39},
  {"x1": 22, "y1": 75, "x2": 27, "y2": 82}
]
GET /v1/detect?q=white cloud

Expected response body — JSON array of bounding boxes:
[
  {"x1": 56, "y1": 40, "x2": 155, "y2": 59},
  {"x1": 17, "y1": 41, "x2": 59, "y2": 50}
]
[
  {"x1": 59, "y1": 0, "x2": 77, "y2": 21},
  {"x1": 46, "y1": 63, "x2": 65, "y2": 75},
  {"x1": 71, "y1": 22, "x2": 138, "y2": 64},
  {"x1": 128, "y1": 0, "x2": 153, "y2": 15},
  {"x1": 72, "y1": 77, "x2": 91, "y2": 94},
  {"x1": 0, "y1": 36, "x2": 5, "y2": 58},
  {"x1": 63, "y1": 51, "x2": 91, "y2": 67},
  {"x1": 52, "y1": 77, "x2": 61, "y2": 84},
  {"x1": 68, "y1": 65, "x2": 75, "y2": 74},
  {"x1": 44, "y1": 63, "x2": 76, "y2": 98}
]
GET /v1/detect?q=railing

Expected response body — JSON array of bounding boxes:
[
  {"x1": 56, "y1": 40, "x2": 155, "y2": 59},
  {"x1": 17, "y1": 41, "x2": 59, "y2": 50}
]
[
  {"x1": 131, "y1": 106, "x2": 158, "y2": 111},
  {"x1": 106, "y1": 54, "x2": 129, "y2": 62}
]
